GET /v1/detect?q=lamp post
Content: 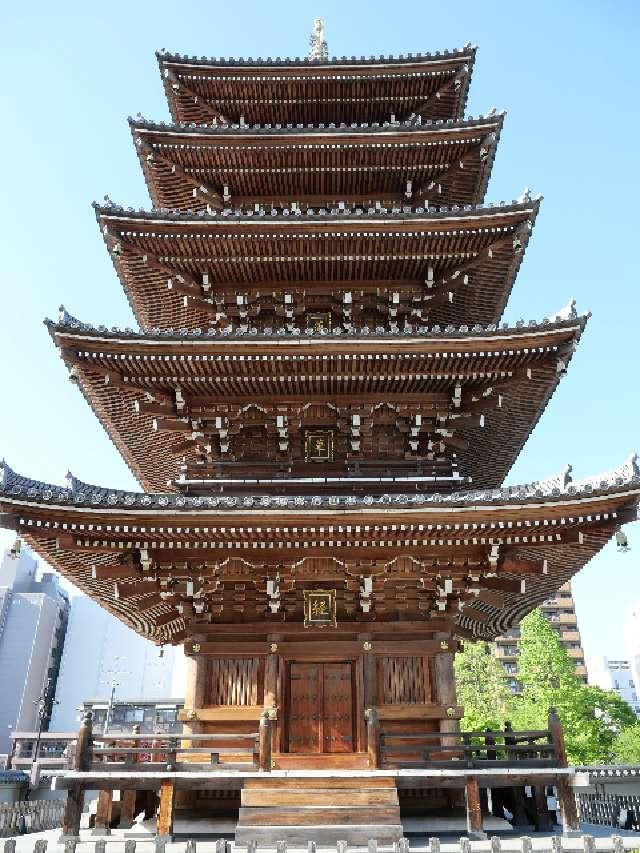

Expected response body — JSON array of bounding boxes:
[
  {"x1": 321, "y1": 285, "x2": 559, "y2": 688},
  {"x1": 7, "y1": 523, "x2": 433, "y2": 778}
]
[
  {"x1": 28, "y1": 677, "x2": 59, "y2": 795},
  {"x1": 99, "y1": 656, "x2": 131, "y2": 735}
]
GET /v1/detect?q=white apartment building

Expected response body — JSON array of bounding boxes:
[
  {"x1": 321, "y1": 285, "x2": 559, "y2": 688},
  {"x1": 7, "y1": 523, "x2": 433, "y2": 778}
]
[{"x1": 587, "y1": 655, "x2": 640, "y2": 716}]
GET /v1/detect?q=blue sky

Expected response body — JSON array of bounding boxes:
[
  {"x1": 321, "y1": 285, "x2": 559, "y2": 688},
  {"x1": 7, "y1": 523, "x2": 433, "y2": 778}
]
[{"x1": 0, "y1": 0, "x2": 638, "y2": 661}]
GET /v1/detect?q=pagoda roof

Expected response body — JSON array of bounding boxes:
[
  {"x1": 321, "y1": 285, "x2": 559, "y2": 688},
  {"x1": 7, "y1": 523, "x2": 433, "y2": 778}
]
[
  {"x1": 0, "y1": 454, "x2": 637, "y2": 644},
  {"x1": 95, "y1": 198, "x2": 540, "y2": 332},
  {"x1": 157, "y1": 46, "x2": 476, "y2": 127},
  {"x1": 47, "y1": 310, "x2": 586, "y2": 494},
  {"x1": 130, "y1": 113, "x2": 503, "y2": 213}
]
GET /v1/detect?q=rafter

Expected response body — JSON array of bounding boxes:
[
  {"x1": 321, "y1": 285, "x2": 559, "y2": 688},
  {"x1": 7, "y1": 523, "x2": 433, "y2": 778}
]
[
  {"x1": 137, "y1": 138, "x2": 226, "y2": 210},
  {"x1": 164, "y1": 68, "x2": 232, "y2": 124}
]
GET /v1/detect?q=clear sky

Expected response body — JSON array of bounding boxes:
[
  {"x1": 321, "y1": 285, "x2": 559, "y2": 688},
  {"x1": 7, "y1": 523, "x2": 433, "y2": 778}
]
[{"x1": 1, "y1": 0, "x2": 639, "y2": 661}]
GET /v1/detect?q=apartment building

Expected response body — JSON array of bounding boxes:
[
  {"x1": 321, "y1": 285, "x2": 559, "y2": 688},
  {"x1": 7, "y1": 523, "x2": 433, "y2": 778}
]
[{"x1": 493, "y1": 582, "x2": 587, "y2": 691}]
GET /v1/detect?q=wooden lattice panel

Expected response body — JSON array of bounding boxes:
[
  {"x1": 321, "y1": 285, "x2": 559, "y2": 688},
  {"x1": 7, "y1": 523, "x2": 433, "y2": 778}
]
[
  {"x1": 206, "y1": 658, "x2": 262, "y2": 705},
  {"x1": 381, "y1": 656, "x2": 429, "y2": 704}
]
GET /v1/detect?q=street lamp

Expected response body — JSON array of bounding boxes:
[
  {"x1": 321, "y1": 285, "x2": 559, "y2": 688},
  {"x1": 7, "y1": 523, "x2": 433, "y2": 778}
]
[
  {"x1": 98, "y1": 656, "x2": 131, "y2": 735},
  {"x1": 28, "y1": 677, "x2": 59, "y2": 794}
]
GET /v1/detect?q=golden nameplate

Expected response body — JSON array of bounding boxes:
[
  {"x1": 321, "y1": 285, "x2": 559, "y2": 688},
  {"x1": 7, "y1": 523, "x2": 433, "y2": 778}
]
[{"x1": 303, "y1": 588, "x2": 337, "y2": 628}]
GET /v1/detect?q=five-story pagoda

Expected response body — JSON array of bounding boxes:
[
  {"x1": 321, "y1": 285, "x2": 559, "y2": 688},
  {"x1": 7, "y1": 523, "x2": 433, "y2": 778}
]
[{"x1": 1, "y1": 20, "x2": 639, "y2": 843}]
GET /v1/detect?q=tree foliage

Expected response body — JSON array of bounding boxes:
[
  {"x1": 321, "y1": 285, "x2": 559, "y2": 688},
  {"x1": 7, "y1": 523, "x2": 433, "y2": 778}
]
[
  {"x1": 509, "y1": 609, "x2": 636, "y2": 764},
  {"x1": 454, "y1": 639, "x2": 514, "y2": 731},
  {"x1": 611, "y1": 724, "x2": 640, "y2": 763},
  {"x1": 453, "y1": 608, "x2": 637, "y2": 764}
]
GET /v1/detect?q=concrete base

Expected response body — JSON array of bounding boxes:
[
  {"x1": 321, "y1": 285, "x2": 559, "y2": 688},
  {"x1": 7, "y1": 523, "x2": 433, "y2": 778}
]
[
  {"x1": 468, "y1": 831, "x2": 489, "y2": 840},
  {"x1": 90, "y1": 827, "x2": 111, "y2": 836}
]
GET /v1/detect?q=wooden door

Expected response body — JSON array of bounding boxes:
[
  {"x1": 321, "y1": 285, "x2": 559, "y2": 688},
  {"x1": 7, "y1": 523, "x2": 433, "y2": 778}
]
[
  {"x1": 287, "y1": 661, "x2": 354, "y2": 754},
  {"x1": 288, "y1": 663, "x2": 322, "y2": 753},
  {"x1": 322, "y1": 662, "x2": 354, "y2": 753}
]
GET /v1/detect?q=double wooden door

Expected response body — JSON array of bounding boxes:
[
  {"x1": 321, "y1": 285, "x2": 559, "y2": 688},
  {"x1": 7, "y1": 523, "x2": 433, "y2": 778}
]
[{"x1": 287, "y1": 662, "x2": 354, "y2": 754}]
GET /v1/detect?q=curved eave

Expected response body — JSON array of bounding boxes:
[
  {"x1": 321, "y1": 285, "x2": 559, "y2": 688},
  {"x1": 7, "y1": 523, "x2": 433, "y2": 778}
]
[
  {"x1": 130, "y1": 113, "x2": 504, "y2": 213},
  {"x1": 158, "y1": 48, "x2": 476, "y2": 127},
  {"x1": 94, "y1": 199, "x2": 540, "y2": 333},
  {"x1": 0, "y1": 468, "x2": 637, "y2": 644},
  {"x1": 45, "y1": 314, "x2": 585, "y2": 493}
]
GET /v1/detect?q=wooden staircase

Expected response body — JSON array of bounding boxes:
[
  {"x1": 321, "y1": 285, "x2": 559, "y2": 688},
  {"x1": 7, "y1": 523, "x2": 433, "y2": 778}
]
[{"x1": 235, "y1": 776, "x2": 403, "y2": 845}]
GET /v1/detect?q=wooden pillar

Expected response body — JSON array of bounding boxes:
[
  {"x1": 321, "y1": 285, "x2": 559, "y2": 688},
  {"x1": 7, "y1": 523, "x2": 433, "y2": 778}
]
[
  {"x1": 365, "y1": 707, "x2": 381, "y2": 769},
  {"x1": 119, "y1": 789, "x2": 138, "y2": 829},
  {"x1": 264, "y1": 636, "x2": 280, "y2": 710},
  {"x1": 157, "y1": 780, "x2": 176, "y2": 839},
  {"x1": 178, "y1": 654, "x2": 208, "y2": 808},
  {"x1": 61, "y1": 784, "x2": 85, "y2": 839},
  {"x1": 259, "y1": 710, "x2": 273, "y2": 771},
  {"x1": 92, "y1": 790, "x2": 113, "y2": 835},
  {"x1": 556, "y1": 776, "x2": 579, "y2": 833},
  {"x1": 61, "y1": 711, "x2": 93, "y2": 839},
  {"x1": 548, "y1": 708, "x2": 579, "y2": 833},
  {"x1": 533, "y1": 785, "x2": 553, "y2": 831},
  {"x1": 362, "y1": 639, "x2": 377, "y2": 709},
  {"x1": 465, "y1": 777, "x2": 486, "y2": 839},
  {"x1": 434, "y1": 634, "x2": 459, "y2": 747}
]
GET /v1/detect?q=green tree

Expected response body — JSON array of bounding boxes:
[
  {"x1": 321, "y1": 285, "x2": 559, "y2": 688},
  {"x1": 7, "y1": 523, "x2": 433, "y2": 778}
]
[
  {"x1": 454, "y1": 640, "x2": 514, "y2": 731},
  {"x1": 511, "y1": 609, "x2": 636, "y2": 764},
  {"x1": 612, "y1": 723, "x2": 640, "y2": 763}
]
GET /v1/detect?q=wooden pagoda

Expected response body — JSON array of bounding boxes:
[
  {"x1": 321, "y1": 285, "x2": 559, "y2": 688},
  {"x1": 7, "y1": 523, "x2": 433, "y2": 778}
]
[{"x1": 1, "y1": 23, "x2": 639, "y2": 844}]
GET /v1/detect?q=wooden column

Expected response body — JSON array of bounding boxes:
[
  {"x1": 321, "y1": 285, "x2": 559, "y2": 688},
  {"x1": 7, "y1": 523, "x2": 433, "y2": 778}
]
[
  {"x1": 259, "y1": 710, "x2": 273, "y2": 771},
  {"x1": 61, "y1": 711, "x2": 93, "y2": 839},
  {"x1": 119, "y1": 789, "x2": 138, "y2": 829},
  {"x1": 365, "y1": 707, "x2": 381, "y2": 769},
  {"x1": 361, "y1": 638, "x2": 377, "y2": 708},
  {"x1": 264, "y1": 636, "x2": 281, "y2": 711},
  {"x1": 157, "y1": 780, "x2": 176, "y2": 839},
  {"x1": 465, "y1": 777, "x2": 486, "y2": 839},
  {"x1": 549, "y1": 708, "x2": 579, "y2": 833},
  {"x1": 264, "y1": 635, "x2": 281, "y2": 754},
  {"x1": 178, "y1": 654, "x2": 208, "y2": 809},
  {"x1": 433, "y1": 634, "x2": 459, "y2": 746},
  {"x1": 92, "y1": 790, "x2": 113, "y2": 835},
  {"x1": 183, "y1": 653, "x2": 208, "y2": 724},
  {"x1": 533, "y1": 785, "x2": 553, "y2": 831}
]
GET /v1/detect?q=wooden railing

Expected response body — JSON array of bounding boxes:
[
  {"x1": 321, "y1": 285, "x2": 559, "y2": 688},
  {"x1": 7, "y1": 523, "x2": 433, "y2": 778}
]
[
  {"x1": 63, "y1": 709, "x2": 277, "y2": 776},
  {"x1": 89, "y1": 732, "x2": 261, "y2": 771},
  {"x1": 378, "y1": 727, "x2": 557, "y2": 769}
]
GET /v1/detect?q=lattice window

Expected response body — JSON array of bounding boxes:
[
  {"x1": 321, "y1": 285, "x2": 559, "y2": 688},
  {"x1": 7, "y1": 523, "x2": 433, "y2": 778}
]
[
  {"x1": 381, "y1": 656, "x2": 428, "y2": 704},
  {"x1": 207, "y1": 658, "x2": 261, "y2": 705}
]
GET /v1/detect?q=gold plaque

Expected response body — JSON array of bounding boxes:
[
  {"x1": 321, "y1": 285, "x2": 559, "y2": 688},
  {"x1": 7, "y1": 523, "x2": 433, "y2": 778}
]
[
  {"x1": 440, "y1": 640, "x2": 449, "y2": 650},
  {"x1": 304, "y1": 588, "x2": 337, "y2": 628},
  {"x1": 304, "y1": 430, "x2": 334, "y2": 463},
  {"x1": 270, "y1": 643, "x2": 279, "y2": 653},
  {"x1": 191, "y1": 642, "x2": 201, "y2": 654},
  {"x1": 363, "y1": 641, "x2": 373, "y2": 652},
  {"x1": 307, "y1": 312, "x2": 332, "y2": 333}
]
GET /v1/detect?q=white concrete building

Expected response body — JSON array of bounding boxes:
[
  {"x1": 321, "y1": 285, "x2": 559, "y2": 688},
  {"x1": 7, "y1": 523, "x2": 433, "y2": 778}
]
[
  {"x1": 624, "y1": 601, "x2": 640, "y2": 706},
  {"x1": 0, "y1": 542, "x2": 69, "y2": 755},
  {"x1": 50, "y1": 595, "x2": 183, "y2": 730},
  {"x1": 587, "y1": 655, "x2": 640, "y2": 716}
]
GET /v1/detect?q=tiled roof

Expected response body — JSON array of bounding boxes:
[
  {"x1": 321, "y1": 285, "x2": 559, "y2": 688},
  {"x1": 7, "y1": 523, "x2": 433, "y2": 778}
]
[
  {"x1": 2, "y1": 454, "x2": 637, "y2": 514},
  {"x1": 156, "y1": 44, "x2": 476, "y2": 69}
]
